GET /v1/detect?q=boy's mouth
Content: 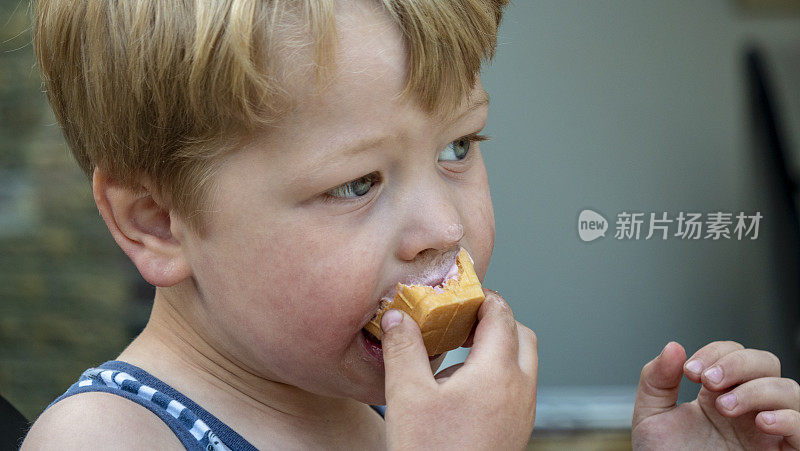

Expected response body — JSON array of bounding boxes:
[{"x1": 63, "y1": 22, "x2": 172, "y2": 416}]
[
  {"x1": 358, "y1": 247, "x2": 462, "y2": 362},
  {"x1": 364, "y1": 249, "x2": 462, "y2": 324}
]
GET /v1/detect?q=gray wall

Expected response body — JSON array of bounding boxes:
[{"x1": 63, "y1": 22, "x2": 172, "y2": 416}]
[{"x1": 444, "y1": 0, "x2": 800, "y2": 426}]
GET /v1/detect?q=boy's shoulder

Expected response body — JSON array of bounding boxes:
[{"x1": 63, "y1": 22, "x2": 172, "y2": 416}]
[{"x1": 22, "y1": 391, "x2": 183, "y2": 450}]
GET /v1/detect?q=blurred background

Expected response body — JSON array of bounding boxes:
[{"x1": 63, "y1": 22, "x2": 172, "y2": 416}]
[
  {"x1": 1, "y1": 0, "x2": 154, "y2": 423},
  {"x1": 2, "y1": 0, "x2": 800, "y2": 448}
]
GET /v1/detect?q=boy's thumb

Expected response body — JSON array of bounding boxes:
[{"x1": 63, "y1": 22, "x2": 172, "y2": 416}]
[
  {"x1": 632, "y1": 341, "x2": 686, "y2": 429},
  {"x1": 381, "y1": 309, "x2": 435, "y2": 397}
]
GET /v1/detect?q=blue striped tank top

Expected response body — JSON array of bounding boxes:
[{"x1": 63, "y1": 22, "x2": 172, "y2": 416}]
[{"x1": 48, "y1": 360, "x2": 386, "y2": 450}]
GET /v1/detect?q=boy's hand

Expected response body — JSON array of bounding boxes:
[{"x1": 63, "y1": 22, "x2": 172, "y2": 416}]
[
  {"x1": 381, "y1": 289, "x2": 537, "y2": 451},
  {"x1": 632, "y1": 341, "x2": 800, "y2": 450}
]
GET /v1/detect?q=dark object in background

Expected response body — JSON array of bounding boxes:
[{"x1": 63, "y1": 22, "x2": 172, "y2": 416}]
[
  {"x1": 747, "y1": 48, "x2": 800, "y2": 231},
  {"x1": 0, "y1": 393, "x2": 28, "y2": 450},
  {"x1": 745, "y1": 46, "x2": 800, "y2": 380}
]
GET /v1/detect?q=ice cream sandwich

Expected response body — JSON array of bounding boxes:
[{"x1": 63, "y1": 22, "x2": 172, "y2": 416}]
[{"x1": 364, "y1": 248, "x2": 485, "y2": 356}]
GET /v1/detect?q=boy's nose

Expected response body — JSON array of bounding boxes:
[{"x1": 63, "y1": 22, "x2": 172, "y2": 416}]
[{"x1": 395, "y1": 187, "x2": 465, "y2": 261}]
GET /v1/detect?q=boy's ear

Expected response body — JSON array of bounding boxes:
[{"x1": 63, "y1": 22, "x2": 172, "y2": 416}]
[{"x1": 92, "y1": 168, "x2": 191, "y2": 287}]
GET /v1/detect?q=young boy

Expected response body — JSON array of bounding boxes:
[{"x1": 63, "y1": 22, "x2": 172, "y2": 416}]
[{"x1": 23, "y1": 0, "x2": 800, "y2": 449}]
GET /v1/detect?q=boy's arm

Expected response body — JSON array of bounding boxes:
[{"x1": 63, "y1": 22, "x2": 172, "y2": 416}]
[{"x1": 22, "y1": 391, "x2": 183, "y2": 450}]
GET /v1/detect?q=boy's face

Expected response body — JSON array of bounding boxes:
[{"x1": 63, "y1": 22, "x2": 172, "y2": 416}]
[{"x1": 176, "y1": 0, "x2": 494, "y2": 405}]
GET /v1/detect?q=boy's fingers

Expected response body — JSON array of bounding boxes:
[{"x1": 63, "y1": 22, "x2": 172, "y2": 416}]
[
  {"x1": 756, "y1": 409, "x2": 800, "y2": 449},
  {"x1": 713, "y1": 377, "x2": 800, "y2": 418},
  {"x1": 381, "y1": 309, "x2": 435, "y2": 398},
  {"x1": 463, "y1": 290, "x2": 519, "y2": 367},
  {"x1": 683, "y1": 341, "x2": 745, "y2": 383},
  {"x1": 699, "y1": 349, "x2": 781, "y2": 392},
  {"x1": 632, "y1": 342, "x2": 687, "y2": 428}
]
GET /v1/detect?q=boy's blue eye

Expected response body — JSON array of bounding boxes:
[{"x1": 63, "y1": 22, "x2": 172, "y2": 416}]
[
  {"x1": 438, "y1": 137, "x2": 471, "y2": 162},
  {"x1": 324, "y1": 173, "x2": 379, "y2": 201},
  {"x1": 438, "y1": 133, "x2": 490, "y2": 162}
]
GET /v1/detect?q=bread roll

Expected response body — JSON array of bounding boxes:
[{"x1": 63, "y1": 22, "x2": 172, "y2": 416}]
[{"x1": 364, "y1": 248, "x2": 485, "y2": 356}]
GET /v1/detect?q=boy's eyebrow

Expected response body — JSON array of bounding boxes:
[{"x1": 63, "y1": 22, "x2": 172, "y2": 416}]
[
  {"x1": 453, "y1": 88, "x2": 490, "y2": 125},
  {"x1": 336, "y1": 89, "x2": 491, "y2": 160}
]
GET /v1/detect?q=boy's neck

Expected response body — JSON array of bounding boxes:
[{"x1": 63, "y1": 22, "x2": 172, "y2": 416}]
[{"x1": 117, "y1": 286, "x2": 375, "y2": 436}]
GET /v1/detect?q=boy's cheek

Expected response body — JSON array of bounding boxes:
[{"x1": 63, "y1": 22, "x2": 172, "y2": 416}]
[
  {"x1": 472, "y1": 217, "x2": 494, "y2": 281},
  {"x1": 192, "y1": 242, "x2": 377, "y2": 349},
  {"x1": 463, "y1": 184, "x2": 495, "y2": 281},
  {"x1": 461, "y1": 149, "x2": 495, "y2": 280},
  {"x1": 247, "y1": 238, "x2": 382, "y2": 334}
]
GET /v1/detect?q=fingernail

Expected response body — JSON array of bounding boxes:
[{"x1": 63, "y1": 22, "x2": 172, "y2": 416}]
[
  {"x1": 704, "y1": 366, "x2": 723, "y2": 384},
  {"x1": 685, "y1": 360, "x2": 703, "y2": 375},
  {"x1": 381, "y1": 309, "x2": 403, "y2": 332},
  {"x1": 718, "y1": 393, "x2": 737, "y2": 410},
  {"x1": 762, "y1": 412, "x2": 776, "y2": 425}
]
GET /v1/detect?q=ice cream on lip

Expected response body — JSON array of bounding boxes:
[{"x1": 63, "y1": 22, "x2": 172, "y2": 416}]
[{"x1": 433, "y1": 260, "x2": 460, "y2": 293}]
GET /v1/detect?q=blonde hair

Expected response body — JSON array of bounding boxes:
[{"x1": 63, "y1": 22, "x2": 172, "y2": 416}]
[{"x1": 33, "y1": 0, "x2": 509, "y2": 237}]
